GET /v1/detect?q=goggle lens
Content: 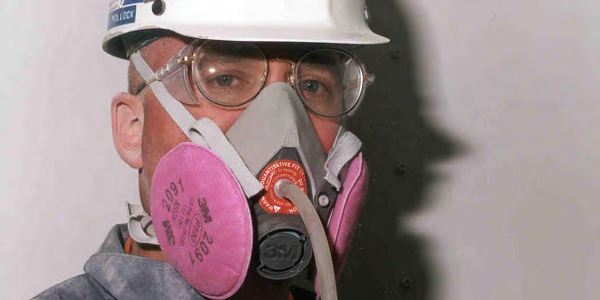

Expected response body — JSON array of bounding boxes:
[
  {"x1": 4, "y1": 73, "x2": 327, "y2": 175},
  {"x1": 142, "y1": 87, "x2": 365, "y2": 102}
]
[
  {"x1": 194, "y1": 41, "x2": 267, "y2": 107},
  {"x1": 296, "y1": 49, "x2": 364, "y2": 117}
]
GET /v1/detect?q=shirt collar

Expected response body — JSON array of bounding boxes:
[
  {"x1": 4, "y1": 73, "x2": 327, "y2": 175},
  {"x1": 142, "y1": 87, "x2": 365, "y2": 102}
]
[{"x1": 83, "y1": 224, "x2": 206, "y2": 300}]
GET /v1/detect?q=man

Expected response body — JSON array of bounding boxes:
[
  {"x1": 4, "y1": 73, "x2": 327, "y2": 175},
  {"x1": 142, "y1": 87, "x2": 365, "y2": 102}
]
[{"x1": 33, "y1": 0, "x2": 388, "y2": 299}]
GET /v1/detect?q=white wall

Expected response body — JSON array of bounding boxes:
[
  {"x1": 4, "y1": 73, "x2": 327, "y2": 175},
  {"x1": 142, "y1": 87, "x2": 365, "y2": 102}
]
[
  {"x1": 0, "y1": 0, "x2": 598, "y2": 299},
  {"x1": 402, "y1": 1, "x2": 600, "y2": 299},
  {"x1": 0, "y1": 1, "x2": 136, "y2": 298}
]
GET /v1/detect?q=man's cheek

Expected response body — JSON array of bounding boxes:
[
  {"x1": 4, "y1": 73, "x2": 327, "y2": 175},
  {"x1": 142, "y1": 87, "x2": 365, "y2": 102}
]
[
  {"x1": 142, "y1": 98, "x2": 189, "y2": 185},
  {"x1": 309, "y1": 113, "x2": 340, "y2": 154}
]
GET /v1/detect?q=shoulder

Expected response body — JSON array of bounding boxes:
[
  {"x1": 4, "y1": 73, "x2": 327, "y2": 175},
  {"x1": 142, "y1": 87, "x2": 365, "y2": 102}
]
[{"x1": 31, "y1": 274, "x2": 111, "y2": 300}]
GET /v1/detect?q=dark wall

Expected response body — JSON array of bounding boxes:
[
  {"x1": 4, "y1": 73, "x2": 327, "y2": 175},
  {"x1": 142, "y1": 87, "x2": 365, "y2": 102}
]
[{"x1": 339, "y1": 1, "x2": 463, "y2": 299}]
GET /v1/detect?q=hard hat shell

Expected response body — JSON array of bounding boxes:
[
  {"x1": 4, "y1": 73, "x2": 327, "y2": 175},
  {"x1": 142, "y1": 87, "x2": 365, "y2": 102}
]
[{"x1": 103, "y1": 0, "x2": 389, "y2": 59}]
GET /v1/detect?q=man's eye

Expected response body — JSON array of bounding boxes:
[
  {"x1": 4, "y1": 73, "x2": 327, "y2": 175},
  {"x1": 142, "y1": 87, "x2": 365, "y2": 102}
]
[
  {"x1": 299, "y1": 80, "x2": 321, "y2": 93},
  {"x1": 216, "y1": 75, "x2": 235, "y2": 87}
]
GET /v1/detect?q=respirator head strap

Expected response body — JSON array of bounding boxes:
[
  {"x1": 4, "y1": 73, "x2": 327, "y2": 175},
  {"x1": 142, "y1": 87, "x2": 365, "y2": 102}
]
[{"x1": 130, "y1": 51, "x2": 197, "y2": 138}]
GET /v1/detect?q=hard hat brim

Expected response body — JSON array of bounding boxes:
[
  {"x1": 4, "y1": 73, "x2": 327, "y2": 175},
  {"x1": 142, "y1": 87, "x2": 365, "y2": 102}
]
[{"x1": 104, "y1": 24, "x2": 389, "y2": 59}]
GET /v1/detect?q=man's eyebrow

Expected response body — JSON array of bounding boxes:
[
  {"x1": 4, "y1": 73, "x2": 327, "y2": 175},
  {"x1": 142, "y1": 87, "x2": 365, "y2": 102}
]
[
  {"x1": 300, "y1": 62, "x2": 343, "y2": 79},
  {"x1": 202, "y1": 54, "x2": 246, "y2": 64}
]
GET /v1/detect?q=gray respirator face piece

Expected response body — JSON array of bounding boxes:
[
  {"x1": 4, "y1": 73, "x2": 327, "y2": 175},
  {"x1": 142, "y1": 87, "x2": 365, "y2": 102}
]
[{"x1": 226, "y1": 83, "x2": 329, "y2": 279}]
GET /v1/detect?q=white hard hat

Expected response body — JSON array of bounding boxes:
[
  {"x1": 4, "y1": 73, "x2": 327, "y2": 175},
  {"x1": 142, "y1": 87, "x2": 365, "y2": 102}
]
[{"x1": 103, "y1": 0, "x2": 389, "y2": 59}]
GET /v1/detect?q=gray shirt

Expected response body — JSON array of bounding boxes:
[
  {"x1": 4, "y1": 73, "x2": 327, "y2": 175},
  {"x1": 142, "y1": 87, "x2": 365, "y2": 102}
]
[{"x1": 32, "y1": 224, "x2": 207, "y2": 300}]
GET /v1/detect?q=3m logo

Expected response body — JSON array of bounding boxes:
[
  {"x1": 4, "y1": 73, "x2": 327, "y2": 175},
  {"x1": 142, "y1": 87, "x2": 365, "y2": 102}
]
[
  {"x1": 162, "y1": 220, "x2": 175, "y2": 246},
  {"x1": 263, "y1": 243, "x2": 300, "y2": 261},
  {"x1": 197, "y1": 197, "x2": 212, "y2": 223}
]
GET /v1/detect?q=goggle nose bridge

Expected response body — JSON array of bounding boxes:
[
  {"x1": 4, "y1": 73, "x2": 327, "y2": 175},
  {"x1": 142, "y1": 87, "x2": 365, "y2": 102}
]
[{"x1": 266, "y1": 58, "x2": 297, "y2": 88}]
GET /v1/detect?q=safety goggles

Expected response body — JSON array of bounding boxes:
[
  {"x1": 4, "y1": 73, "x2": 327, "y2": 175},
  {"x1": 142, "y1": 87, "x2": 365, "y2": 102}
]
[{"x1": 137, "y1": 40, "x2": 375, "y2": 117}]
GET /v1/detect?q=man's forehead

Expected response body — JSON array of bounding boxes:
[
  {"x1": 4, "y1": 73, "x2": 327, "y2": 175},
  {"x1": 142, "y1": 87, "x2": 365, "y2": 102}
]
[
  {"x1": 138, "y1": 36, "x2": 347, "y2": 61},
  {"x1": 255, "y1": 42, "x2": 336, "y2": 60}
]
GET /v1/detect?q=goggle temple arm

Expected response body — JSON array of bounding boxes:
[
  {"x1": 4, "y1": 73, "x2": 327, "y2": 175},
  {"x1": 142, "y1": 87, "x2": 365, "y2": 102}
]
[{"x1": 153, "y1": 43, "x2": 200, "y2": 106}]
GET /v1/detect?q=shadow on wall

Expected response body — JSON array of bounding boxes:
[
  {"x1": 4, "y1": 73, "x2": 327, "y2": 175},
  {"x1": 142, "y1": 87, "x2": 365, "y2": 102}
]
[{"x1": 339, "y1": 1, "x2": 465, "y2": 299}]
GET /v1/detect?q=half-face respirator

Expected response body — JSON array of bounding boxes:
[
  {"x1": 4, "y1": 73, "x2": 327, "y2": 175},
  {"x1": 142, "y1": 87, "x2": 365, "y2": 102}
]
[{"x1": 126, "y1": 40, "x2": 371, "y2": 300}]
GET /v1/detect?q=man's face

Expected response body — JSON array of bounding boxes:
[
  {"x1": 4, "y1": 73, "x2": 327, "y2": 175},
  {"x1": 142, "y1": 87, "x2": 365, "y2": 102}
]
[{"x1": 116, "y1": 36, "x2": 341, "y2": 212}]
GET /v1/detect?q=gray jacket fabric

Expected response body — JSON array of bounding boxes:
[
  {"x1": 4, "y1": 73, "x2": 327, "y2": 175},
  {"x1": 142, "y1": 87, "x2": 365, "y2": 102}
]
[{"x1": 32, "y1": 224, "x2": 207, "y2": 300}]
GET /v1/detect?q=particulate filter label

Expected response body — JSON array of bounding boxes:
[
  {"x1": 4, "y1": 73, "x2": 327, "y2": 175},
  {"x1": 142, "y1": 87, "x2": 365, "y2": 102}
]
[{"x1": 258, "y1": 160, "x2": 308, "y2": 214}]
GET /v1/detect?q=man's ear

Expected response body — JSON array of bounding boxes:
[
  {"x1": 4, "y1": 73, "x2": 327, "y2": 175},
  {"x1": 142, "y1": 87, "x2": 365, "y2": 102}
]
[{"x1": 111, "y1": 92, "x2": 144, "y2": 169}]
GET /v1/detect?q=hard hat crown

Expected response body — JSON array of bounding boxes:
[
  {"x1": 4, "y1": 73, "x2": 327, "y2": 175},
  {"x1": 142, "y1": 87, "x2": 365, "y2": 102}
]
[{"x1": 103, "y1": 0, "x2": 389, "y2": 59}]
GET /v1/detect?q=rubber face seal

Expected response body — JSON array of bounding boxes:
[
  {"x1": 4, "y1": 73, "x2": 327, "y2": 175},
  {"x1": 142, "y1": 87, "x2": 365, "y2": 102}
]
[
  {"x1": 150, "y1": 142, "x2": 253, "y2": 299},
  {"x1": 328, "y1": 153, "x2": 369, "y2": 276}
]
